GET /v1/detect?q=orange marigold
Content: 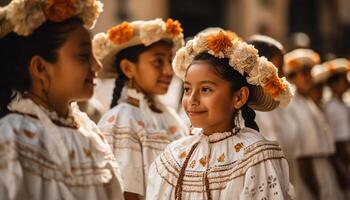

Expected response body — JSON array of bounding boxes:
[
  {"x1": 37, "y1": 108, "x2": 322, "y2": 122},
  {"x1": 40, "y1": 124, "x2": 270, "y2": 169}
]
[
  {"x1": 108, "y1": 22, "x2": 134, "y2": 45},
  {"x1": 207, "y1": 31, "x2": 233, "y2": 54},
  {"x1": 326, "y1": 63, "x2": 336, "y2": 73},
  {"x1": 264, "y1": 75, "x2": 287, "y2": 98},
  {"x1": 165, "y1": 18, "x2": 183, "y2": 37},
  {"x1": 42, "y1": 0, "x2": 77, "y2": 22}
]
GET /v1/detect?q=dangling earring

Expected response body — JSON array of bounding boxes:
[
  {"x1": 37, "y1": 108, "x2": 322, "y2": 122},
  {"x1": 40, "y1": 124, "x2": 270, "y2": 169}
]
[
  {"x1": 234, "y1": 110, "x2": 241, "y2": 130},
  {"x1": 127, "y1": 78, "x2": 134, "y2": 88}
]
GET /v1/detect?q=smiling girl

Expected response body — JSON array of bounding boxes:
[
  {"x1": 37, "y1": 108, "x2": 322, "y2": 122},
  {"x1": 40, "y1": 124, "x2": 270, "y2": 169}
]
[
  {"x1": 147, "y1": 30, "x2": 295, "y2": 199},
  {"x1": 0, "y1": 0, "x2": 123, "y2": 199},
  {"x1": 93, "y1": 19, "x2": 187, "y2": 200}
]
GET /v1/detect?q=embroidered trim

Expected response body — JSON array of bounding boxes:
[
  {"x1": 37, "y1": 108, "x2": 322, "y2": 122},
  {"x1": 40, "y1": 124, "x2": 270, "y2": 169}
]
[{"x1": 154, "y1": 141, "x2": 285, "y2": 192}]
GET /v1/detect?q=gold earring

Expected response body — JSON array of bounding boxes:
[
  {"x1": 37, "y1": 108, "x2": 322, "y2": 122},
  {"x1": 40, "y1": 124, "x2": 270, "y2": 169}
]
[{"x1": 127, "y1": 78, "x2": 134, "y2": 88}]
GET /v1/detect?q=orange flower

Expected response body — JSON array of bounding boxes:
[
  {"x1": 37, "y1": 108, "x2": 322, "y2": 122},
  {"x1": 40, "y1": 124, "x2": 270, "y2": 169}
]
[
  {"x1": 165, "y1": 18, "x2": 183, "y2": 37},
  {"x1": 264, "y1": 75, "x2": 287, "y2": 98},
  {"x1": 326, "y1": 63, "x2": 336, "y2": 73},
  {"x1": 108, "y1": 22, "x2": 134, "y2": 45},
  {"x1": 207, "y1": 31, "x2": 234, "y2": 54},
  {"x1": 42, "y1": 0, "x2": 77, "y2": 22}
]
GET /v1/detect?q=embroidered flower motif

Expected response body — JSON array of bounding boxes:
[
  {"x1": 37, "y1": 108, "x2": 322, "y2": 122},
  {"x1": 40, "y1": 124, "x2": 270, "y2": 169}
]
[
  {"x1": 189, "y1": 160, "x2": 196, "y2": 168},
  {"x1": 267, "y1": 175, "x2": 277, "y2": 188},
  {"x1": 264, "y1": 75, "x2": 288, "y2": 98},
  {"x1": 178, "y1": 151, "x2": 187, "y2": 159},
  {"x1": 168, "y1": 126, "x2": 177, "y2": 134},
  {"x1": 42, "y1": 0, "x2": 77, "y2": 22},
  {"x1": 199, "y1": 156, "x2": 207, "y2": 167},
  {"x1": 326, "y1": 63, "x2": 337, "y2": 73},
  {"x1": 69, "y1": 150, "x2": 75, "y2": 160},
  {"x1": 217, "y1": 153, "x2": 225, "y2": 163},
  {"x1": 23, "y1": 129, "x2": 36, "y2": 138},
  {"x1": 108, "y1": 22, "x2": 134, "y2": 45},
  {"x1": 84, "y1": 147, "x2": 92, "y2": 157},
  {"x1": 107, "y1": 115, "x2": 116, "y2": 123},
  {"x1": 234, "y1": 142, "x2": 244, "y2": 152},
  {"x1": 207, "y1": 31, "x2": 234, "y2": 54},
  {"x1": 137, "y1": 120, "x2": 145, "y2": 128},
  {"x1": 165, "y1": 18, "x2": 183, "y2": 37}
]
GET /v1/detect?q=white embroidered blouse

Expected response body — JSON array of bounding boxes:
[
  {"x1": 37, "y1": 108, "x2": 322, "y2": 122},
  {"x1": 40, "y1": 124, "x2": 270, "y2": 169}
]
[
  {"x1": 0, "y1": 98, "x2": 124, "y2": 200},
  {"x1": 98, "y1": 86, "x2": 187, "y2": 197},
  {"x1": 147, "y1": 127, "x2": 295, "y2": 200}
]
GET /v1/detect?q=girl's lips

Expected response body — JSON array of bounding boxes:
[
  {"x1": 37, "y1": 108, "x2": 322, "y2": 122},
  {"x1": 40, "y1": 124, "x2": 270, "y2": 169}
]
[
  {"x1": 187, "y1": 110, "x2": 207, "y2": 116},
  {"x1": 158, "y1": 77, "x2": 172, "y2": 85}
]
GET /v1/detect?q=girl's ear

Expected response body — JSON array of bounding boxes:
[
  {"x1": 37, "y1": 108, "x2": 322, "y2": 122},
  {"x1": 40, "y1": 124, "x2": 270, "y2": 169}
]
[
  {"x1": 120, "y1": 59, "x2": 137, "y2": 79},
  {"x1": 232, "y1": 86, "x2": 249, "y2": 109},
  {"x1": 28, "y1": 55, "x2": 50, "y2": 83}
]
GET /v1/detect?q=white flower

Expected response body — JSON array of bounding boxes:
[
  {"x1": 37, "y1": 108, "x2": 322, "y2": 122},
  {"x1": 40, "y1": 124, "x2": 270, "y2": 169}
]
[
  {"x1": 192, "y1": 34, "x2": 208, "y2": 54},
  {"x1": 173, "y1": 48, "x2": 193, "y2": 79},
  {"x1": 6, "y1": 0, "x2": 45, "y2": 36},
  {"x1": 79, "y1": 0, "x2": 103, "y2": 29},
  {"x1": 140, "y1": 18, "x2": 165, "y2": 46},
  {"x1": 92, "y1": 32, "x2": 112, "y2": 60}
]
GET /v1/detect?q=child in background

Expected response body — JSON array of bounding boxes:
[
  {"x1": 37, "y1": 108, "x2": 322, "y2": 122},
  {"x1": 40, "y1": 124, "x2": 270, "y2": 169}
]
[
  {"x1": 284, "y1": 49, "x2": 343, "y2": 200},
  {"x1": 94, "y1": 19, "x2": 187, "y2": 200}
]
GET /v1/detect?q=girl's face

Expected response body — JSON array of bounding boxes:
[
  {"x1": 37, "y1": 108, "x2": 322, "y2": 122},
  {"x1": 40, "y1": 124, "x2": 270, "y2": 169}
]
[
  {"x1": 45, "y1": 25, "x2": 101, "y2": 103},
  {"x1": 182, "y1": 62, "x2": 237, "y2": 134},
  {"x1": 132, "y1": 42, "x2": 173, "y2": 96}
]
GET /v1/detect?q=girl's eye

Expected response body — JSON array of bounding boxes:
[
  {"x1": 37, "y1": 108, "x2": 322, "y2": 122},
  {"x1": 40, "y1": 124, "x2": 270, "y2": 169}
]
[
  {"x1": 201, "y1": 87, "x2": 212, "y2": 93},
  {"x1": 183, "y1": 86, "x2": 191, "y2": 94},
  {"x1": 79, "y1": 53, "x2": 90, "y2": 62},
  {"x1": 152, "y1": 58, "x2": 163, "y2": 66}
]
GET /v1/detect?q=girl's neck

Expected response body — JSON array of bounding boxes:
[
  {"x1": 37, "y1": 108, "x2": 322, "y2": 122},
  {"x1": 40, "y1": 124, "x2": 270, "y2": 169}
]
[
  {"x1": 203, "y1": 124, "x2": 236, "y2": 136},
  {"x1": 27, "y1": 91, "x2": 69, "y2": 118}
]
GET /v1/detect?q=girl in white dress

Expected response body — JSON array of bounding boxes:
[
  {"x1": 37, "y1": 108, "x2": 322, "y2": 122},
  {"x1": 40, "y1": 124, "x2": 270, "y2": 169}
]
[
  {"x1": 0, "y1": 1, "x2": 123, "y2": 199},
  {"x1": 147, "y1": 30, "x2": 295, "y2": 199},
  {"x1": 93, "y1": 19, "x2": 187, "y2": 200}
]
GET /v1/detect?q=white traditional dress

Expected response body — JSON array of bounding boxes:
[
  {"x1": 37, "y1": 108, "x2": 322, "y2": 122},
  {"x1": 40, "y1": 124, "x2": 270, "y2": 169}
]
[
  {"x1": 324, "y1": 96, "x2": 350, "y2": 142},
  {"x1": 147, "y1": 127, "x2": 295, "y2": 200},
  {"x1": 287, "y1": 93, "x2": 343, "y2": 200},
  {"x1": 0, "y1": 98, "x2": 124, "y2": 200},
  {"x1": 98, "y1": 86, "x2": 187, "y2": 197}
]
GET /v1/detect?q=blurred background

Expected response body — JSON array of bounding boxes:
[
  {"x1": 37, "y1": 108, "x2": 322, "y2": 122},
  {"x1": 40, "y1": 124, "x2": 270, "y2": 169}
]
[
  {"x1": 91, "y1": 0, "x2": 349, "y2": 60},
  {"x1": 1, "y1": 0, "x2": 349, "y2": 60}
]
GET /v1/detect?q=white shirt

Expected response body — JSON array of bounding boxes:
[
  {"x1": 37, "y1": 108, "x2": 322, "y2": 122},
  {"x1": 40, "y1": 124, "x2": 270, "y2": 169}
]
[
  {"x1": 0, "y1": 98, "x2": 124, "y2": 200},
  {"x1": 287, "y1": 94, "x2": 335, "y2": 157},
  {"x1": 147, "y1": 127, "x2": 295, "y2": 200},
  {"x1": 98, "y1": 86, "x2": 187, "y2": 197},
  {"x1": 324, "y1": 97, "x2": 350, "y2": 142}
]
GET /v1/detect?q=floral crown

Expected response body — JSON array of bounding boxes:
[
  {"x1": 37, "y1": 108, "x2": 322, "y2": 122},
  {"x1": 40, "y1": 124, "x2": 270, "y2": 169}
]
[
  {"x1": 93, "y1": 18, "x2": 185, "y2": 78},
  {"x1": 173, "y1": 30, "x2": 293, "y2": 109},
  {"x1": 0, "y1": 0, "x2": 103, "y2": 37}
]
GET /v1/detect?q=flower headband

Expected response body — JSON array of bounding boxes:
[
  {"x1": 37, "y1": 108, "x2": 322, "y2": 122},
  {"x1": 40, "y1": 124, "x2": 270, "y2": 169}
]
[
  {"x1": 93, "y1": 18, "x2": 185, "y2": 78},
  {"x1": 173, "y1": 30, "x2": 293, "y2": 109},
  {"x1": 1, "y1": 0, "x2": 103, "y2": 37}
]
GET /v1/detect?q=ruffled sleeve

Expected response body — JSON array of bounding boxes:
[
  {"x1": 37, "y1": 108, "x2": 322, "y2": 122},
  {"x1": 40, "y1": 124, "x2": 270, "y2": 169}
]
[
  {"x1": 98, "y1": 105, "x2": 145, "y2": 196},
  {"x1": 0, "y1": 119, "x2": 23, "y2": 200},
  {"x1": 239, "y1": 158, "x2": 295, "y2": 200}
]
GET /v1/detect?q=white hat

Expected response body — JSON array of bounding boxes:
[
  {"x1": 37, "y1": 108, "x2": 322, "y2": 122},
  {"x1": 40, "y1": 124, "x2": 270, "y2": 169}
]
[
  {"x1": 0, "y1": 0, "x2": 103, "y2": 37},
  {"x1": 284, "y1": 48, "x2": 320, "y2": 76},
  {"x1": 173, "y1": 30, "x2": 294, "y2": 111},
  {"x1": 312, "y1": 58, "x2": 350, "y2": 83},
  {"x1": 92, "y1": 18, "x2": 185, "y2": 78}
]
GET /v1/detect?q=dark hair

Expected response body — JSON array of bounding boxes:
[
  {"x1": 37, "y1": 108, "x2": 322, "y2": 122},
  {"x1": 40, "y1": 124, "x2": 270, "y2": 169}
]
[
  {"x1": 0, "y1": 18, "x2": 83, "y2": 117},
  {"x1": 110, "y1": 40, "x2": 172, "y2": 108},
  {"x1": 191, "y1": 52, "x2": 259, "y2": 131},
  {"x1": 327, "y1": 72, "x2": 347, "y2": 88}
]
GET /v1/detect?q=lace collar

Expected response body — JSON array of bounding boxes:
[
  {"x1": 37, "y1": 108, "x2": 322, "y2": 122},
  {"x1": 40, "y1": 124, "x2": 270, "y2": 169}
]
[
  {"x1": 9, "y1": 98, "x2": 79, "y2": 129},
  {"x1": 191, "y1": 127, "x2": 241, "y2": 143}
]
